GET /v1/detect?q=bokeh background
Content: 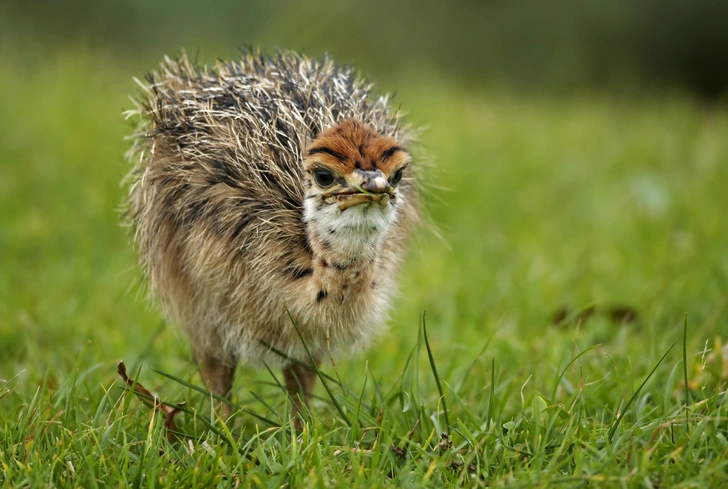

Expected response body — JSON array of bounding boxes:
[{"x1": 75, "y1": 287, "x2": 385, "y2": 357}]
[
  {"x1": 2, "y1": 0, "x2": 727, "y2": 387},
  {"x1": 5, "y1": 0, "x2": 728, "y2": 98}
]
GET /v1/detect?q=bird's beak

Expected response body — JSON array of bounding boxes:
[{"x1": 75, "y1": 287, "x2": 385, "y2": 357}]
[
  {"x1": 356, "y1": 169, "x2": 391, "y2": 194},
  {"x1": 332, "y1": 169, "x2": 392, "y2": 211}
]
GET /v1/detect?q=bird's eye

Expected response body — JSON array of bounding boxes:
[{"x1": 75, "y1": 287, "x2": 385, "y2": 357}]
[
  {"x1": 313, "y1": 169, "x2": 336, "y2": 188},
  {"x1": 389, "y1": 167, "x2": 404, "y2": 186}
]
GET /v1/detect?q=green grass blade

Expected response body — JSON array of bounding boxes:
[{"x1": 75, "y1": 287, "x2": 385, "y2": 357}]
[
  {"x1": 455, "y1": 332, "x2": 495, "y2": 391},
  {"x1": 352, "y1": 363, "x2": 369, "y2": 442},
  {"x1": 550, "y1": 343, "x2": 601, "y2": 402},
  {"x1": 285, "y1": 306, "x2": 352, "y2": 427},
  {"x1": 249, "y1": 390, "x2": 281, "y2": 421},
  {"x1": 487, "y1": 357, "x2": 495, "y2": 430},
  {"x1": 151, "y1": 368, "x2": 279, "y2": 427},
  {"x1": 683, "y1": 315, "x2": 690, "y2": 421},
  {"x1": 260, "y1": 340, "x2": 341, "y2": 385},
  {"x1": 423, "y1": 313, "x2": 449, "y2": 433},
  {"x1": 263, "y1": 361, "x2": 288, "y2": 396},
  {"x1": 608, "y1": 342, "x2": 675, "y2": 442},
  {"x1": 444, "y1": 380, "x2": 479, "y2": 429}
]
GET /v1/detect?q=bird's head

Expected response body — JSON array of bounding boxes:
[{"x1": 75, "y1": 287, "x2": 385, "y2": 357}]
[{"x1": 302, "y1": 119, "x2": 411, "y2": 256}]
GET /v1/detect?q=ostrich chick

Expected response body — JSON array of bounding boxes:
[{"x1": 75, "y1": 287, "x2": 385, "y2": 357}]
[{"x1": 125, "y1": 51, "x2": 419, "y2": 422}]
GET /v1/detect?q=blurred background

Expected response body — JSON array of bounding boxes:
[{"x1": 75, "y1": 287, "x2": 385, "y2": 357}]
[
  {"x1": 1, "y1": 0, "x2": 727, "y2": 381},
  {"x1": 4, "y1": 0, "x2": 728, "y2": 99}
]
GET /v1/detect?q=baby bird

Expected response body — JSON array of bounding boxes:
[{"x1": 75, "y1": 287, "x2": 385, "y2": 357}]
[{"x1": 125, "y1": 50, "x2": 419, "y2": 421}]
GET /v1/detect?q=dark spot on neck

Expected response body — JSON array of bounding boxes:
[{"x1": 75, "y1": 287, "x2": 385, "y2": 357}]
[
  {"x1": 332, "y1": 262, "x2": 347, "y2": 271},
  {"x1": 354, "y1": 160, "x2": 362, "y2": 170},
  {"x1": 371, "y1": 281, "x2": 377, "y2": 288},
  {"x1": 328, "y1": 227, "x2": 336, "y2": 234},
  {"x1": 320, "y1": 258, "x2": 329, "y2": 268},
  {"x1": 316, "y1": 290, "x2": 328, "y2": 302},
  {"x1": 290, "y1": 267, "x2": 313, "y2": 280}
]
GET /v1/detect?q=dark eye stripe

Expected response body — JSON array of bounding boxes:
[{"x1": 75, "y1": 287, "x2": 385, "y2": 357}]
[
  {"x1": 308, "y1": 146, "x2": 346, "y2": 162},
  {"x1": 381, "y1": 146, "x2": 405, "y2": 162}
]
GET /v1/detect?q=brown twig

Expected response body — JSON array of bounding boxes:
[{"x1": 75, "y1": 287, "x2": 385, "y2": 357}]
[{"x1": 117, "y1": 361, "x2": 185, "y2": 442}]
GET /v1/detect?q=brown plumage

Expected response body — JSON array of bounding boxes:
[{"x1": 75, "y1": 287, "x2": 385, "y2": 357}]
[{"x1": 124, "y1": 50, "x2": 419, "y2": 422}]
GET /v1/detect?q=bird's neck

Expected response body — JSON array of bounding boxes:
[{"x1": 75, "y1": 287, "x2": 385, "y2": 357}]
[
  {"x1": 303, "y1": 205, "x2": 395, "y2": 298},
  {"x1": 307, "y1": 221, "x2": 384, "y2": 271},
  {"x1": 305, "y1": 224, "x2": 384, "y2": 305},
  {"x1": 303, "y1": 197, "x2": 395, "y2": 264}
]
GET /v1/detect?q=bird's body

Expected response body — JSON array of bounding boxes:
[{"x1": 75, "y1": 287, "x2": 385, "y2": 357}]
[{"x1": 125, "y1": 51, "x2": 419, "y2": 416}]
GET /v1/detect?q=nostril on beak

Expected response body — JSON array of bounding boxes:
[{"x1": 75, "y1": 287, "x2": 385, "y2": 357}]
[{"x1": 362, "y1": 176, "x2": 390, "y2": 193}]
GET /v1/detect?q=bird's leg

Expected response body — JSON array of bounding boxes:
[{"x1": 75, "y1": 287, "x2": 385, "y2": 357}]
[
  {"x1": 194, "y1": 351, "x2": 237, "y2": 420},
  {"x1": 282, "y1": 361, "x2": 319, "y2": 428}
]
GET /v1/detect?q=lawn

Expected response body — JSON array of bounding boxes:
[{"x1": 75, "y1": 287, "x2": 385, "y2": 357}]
[{"x1": 1, "y1": 46, "x2": 728, "y2": 487}]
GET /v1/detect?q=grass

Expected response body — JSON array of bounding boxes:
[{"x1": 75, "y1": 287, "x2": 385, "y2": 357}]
[{"x1": 1, "y1": 45, "x2": 728, "y2": 487}]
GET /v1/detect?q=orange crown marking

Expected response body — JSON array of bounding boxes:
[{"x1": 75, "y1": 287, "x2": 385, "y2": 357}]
[{"x1": 304, "y1": 119, "x2": 408, "y2": 175}]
